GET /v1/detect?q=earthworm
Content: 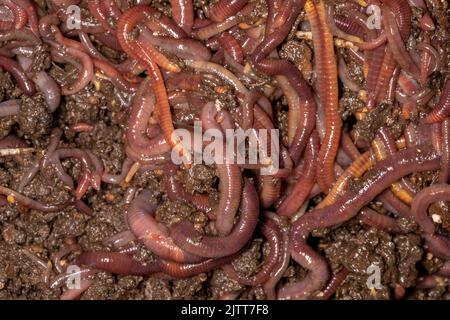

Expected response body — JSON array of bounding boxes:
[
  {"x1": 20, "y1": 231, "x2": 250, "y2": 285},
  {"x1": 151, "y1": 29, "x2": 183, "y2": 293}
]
[
  {"x1": 374, "y1": 49, "x2": 397, "y2": 102},
  {"x1": 16, "y1": 55, "x2": 61, "y2": 112},
  {"x1": 252, "y1": 4, "x2": 315, "y2": 165},
  {"x1": 50, "y1": 266, "x2": 96, "y2": 289},
  {"x1": 125, "y1": 79, "x2": 171, "y2": 159},
  {"x1": 424, "y1": 80, "x2": 450, "y2": 124},
  {"x1": 317, "y1": 151, "x2": 373, "y2": 209},
  {"x1": 3, "y1": 0, "x2": 27, "y2": 30},
  {"x1": 279, "y1": 146, "x2": 440, "y2": 299},
  {"x1": 50, "y1": 45, "x2": 94, "y2": 96},
  {"x1": 376, "y1": 189, "x2": 412, "y2": 219},
  {"x1": 38, "y1": 13, "x2": 60, "y2": 39},
  {"x1": 87, "y1": 0, "x2": 115, "y2": 33},
  {"x1": 60, "y1": 279, "x2": 94, "y2": 300},
  {"x1": 140, "y1": 29, "x2": 211, "y2": 61},
  {"x1": 166, "y1": 73, "x2": 203, "y2": 91},
  {"x1": 103, "y1": 230, "x2": 137, "y2": 250},
  {"x1": 93, "y1": 58, "x2": 138, "y2": 93},
  {"x1": 440, "y1": 119, "x2": 450, "y2": 183},
  {"x1": 0, "y1": 99, "x2": 20, "y2": 117},
  {"x1": 261, "y1": 212, "x2": 290, "y2": 299},
  {"x1": 411, "y1": 184, "x2": 450, "y2": 235},
  {"x1": 314, "y1": 268, "x2": 349, "y2": 300},
  {"x1": 340, "y1": 132, "x2": 361, "y2": 161},
  {"x1": 0, "y1": 185, "x2": 70, "y2": 212},
  {"x1": 382, "y1": 4, "x2": 420, "y2": 79},
  {"x1": 306, "y1": 0, "x2": 341, "y2": 192},
  {"x1": 0, "y1": 5, "x2": 14, "y2": 31},
  {"x1": 15, "y1": 0, "x2": 39, "y2": 36},
  {"x1": 164, "y1": 164, "x2": 211, "y2": 214},
  {"x1": 208, "y1": 0, "x2": 248, "y2": 22},
  {"x1": 127, "y1": 189, "x2": 205, "y2": 263},
  {"x1": 102, "y1": 0, "x2": 122, "y2": 19},
  {"x1": 419, "y1": 13, "x2": 435, "y2": 32},
  {"x1": 170, "y1": 178, "x2": 259, "y2": 258},
  {"x1": 373, "y1": 127, "x2": 417, "y2": 204},
  {"x1": 51, "y1": 241, "x2": 81, "y2": 273},
  {"x1": 171, "y1": 0, "x2": 194, "y2": 33},
  {"x1": 101, "y1": 158, "x2": 135, "y2": 185},
  {"x1": 117, "y1": 5, "x2": 186, "y2": 156},
  {"x1": 338, "y1": 55, "x2": 361, "y2": 93},
  {"x1": 78, "y1": 251, "x2": 160, "y2": 275},
  {"x1": 218, "y1": 32, "x2": 244, "y2": 64},
  {"x1": 277, "y1": 132, "x2": 319, "y2": 217},
  {"x1": 0, "y1": 29, "x2": 40, "y2": 45},
  {"x1": 423, "y1": 234, "x2": 450, "y2": 259},
  {"x1": 417, "y1": 41, "x2": 440, "y2": 85},
  {"x1": 158, "y1": 253, "x2": 240, "y2": 278},
  {"x1": 201, "y1": 102, "x2": 243, "y2": 235},
  {"x1": 382, "y1": 0, "x2": 412, "y2": 41},
  {"x1": 358, "y1": 207, "x2": 402, "y2": 233},
  {"x1": 195, "y1": 2, "x2": 255, "y2": 40},
  {"x1": 366, "y1": 45, "x2": 386, "y2": 107},
  {"x1": 223, "y1": 214, "x2": 283, "y2": 286},
  {"x1": 0, "y1": 55, "x2": 36, "y2": 96}
]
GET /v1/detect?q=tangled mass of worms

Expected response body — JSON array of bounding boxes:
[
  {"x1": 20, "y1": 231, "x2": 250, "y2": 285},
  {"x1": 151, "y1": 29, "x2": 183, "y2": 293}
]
[{"x1": 0, "y1": 0, "x2": 449, "y2": 300}]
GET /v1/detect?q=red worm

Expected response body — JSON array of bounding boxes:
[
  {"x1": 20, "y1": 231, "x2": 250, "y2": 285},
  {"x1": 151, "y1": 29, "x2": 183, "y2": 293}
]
[
  {"x1": 117, "y1": 5, "x2": 186, "y2": 156},
  {"x1": 278, "y1": 146, "x2": 440, "y2": 299},
  {"x1": 262, "y1": 212, "x2": 290, "y2": 300},
  {"x1": 423, "y1": 234, "x2": 450, "y2": 259},
  {"x1": 38, "y1": 13, "x2": 60, "y2": 39},
  {"x1": 366, "y1": 45, "x2": 386, "y2": 108},
  {"x1": 252, "y1": 1, "x2": 315, "y2": 165},
  {"x1": 195, "y1": 2, "x2": 255, "y2": 40},
  {"x1": 440, "y1": 119, "x2": 450, "y2": 183},
  {"x1": 358, "y1": 207, "x2": 402, "y2": 233},
  {"x1": 140, "y1": 29, "x2": 211, "y2": 61},
  {"x1": 0, "y1": 55, "x2": 35, "y2": 96},
  {"x1": 164, "y1": 164, "x2": 211, "y2": 214},
  {"x1": 411, "y1": 184, "x2": 450, "y2": 235},
  {"x1": 166, "y1": 74, "x2": 203, "y2": 91},
  {"x1": 201, "y1": 102, "x2": 243, "y2": 236},
  {"x1": 424, "y1": 80, "x2": 450, "y2": 124},
  {"x1": 15, "y1": 0, "x2": 39, "y2": 36},
  {"x1": 314, "y1": 268, "x2": 349, "y2": 300},
  {"x1": 158, "y1": 253, "x2": 240, "y2": 278},
  {"x1": 306, "y1": 0, "x2": 341, "y2": 192},
  {"x1": 125, "y1": 80, "x2": 170, "y2": 160},
  {"x1": 218, "y1": 32, "x2": 244, "y2": 64},
  {"x1": 50, "y1": 45, "x2": 94, "y2": 95},
  {"x1": 207, "y1": 0, "x2": 248, "y2": 22},
  {"x1": 382, "y1": 0, "x2": 412, "y2": 41},
  {"x1": 382, "y1": 4, "x2": 420, "y2": 79},
  {"x1": 127, "y1": 189, "x2": 205, "y2": 263},
  {"x1": 0, "y1": 185, "x2": 70, "y2": 213},
  {"x1": 170, "y1": 178, "x2": 259, "y2": 258},
  {"x1": 223, "y1": 214, "x2": 284, "y2": 286},
  {"x1": 87, "y1": 0, "x2": 115, "y2": 33},
  {"x1": 93, "y1": 58, "x2": 138, "y2": 93},
  {"x1": 16, "y1": 55, "x2": 61, "y2": 112},
  {"x1": 78, "y1": 251, "x2": 161, "y2": 275},
  {"x1": 3, "y1": 0, "x2": 27, "y2": 30},
  {"x1": 102, "y1": 0, "x2": 122, "y2": 19},
  {"x1": 171, "y1": 0, "x2": 194, "y2": 33},
  {"x1": 277, "y1": 132, "x2": 319, "y2": 217},
  {"x1": 374, "y1": 49, "x2": 397, "y2": 102},
  {"x1": 0, "y1": 5, "x2": 14, "y2": 31}
]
